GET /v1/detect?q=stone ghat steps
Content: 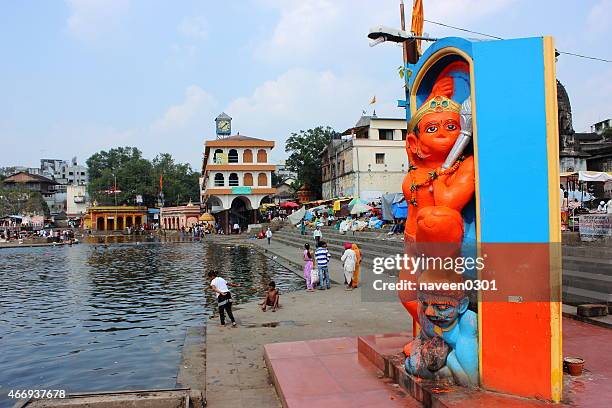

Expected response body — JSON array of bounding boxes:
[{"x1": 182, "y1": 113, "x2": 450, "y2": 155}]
[
  {"x1": 273, "y1": 230, "x2": 403, "y2": 270},
  {"x1": 271, "y1": 235, "x2": 380, "y2": 271},
  {"x1": 276, "y1": 225, "x2": 612, "y2": 306},
  {"x1": 563, "y1": 245, "x2": 612, "y2": 259},
  {"x1": 306, "y1": 225, "x2": 405, "y2": 248},
  {"x1": 274, "y1": 229, "x2": 404, "y2": 257},
  {"x1": 563, "y1": 269, "x2": 612, "y2": 305}
]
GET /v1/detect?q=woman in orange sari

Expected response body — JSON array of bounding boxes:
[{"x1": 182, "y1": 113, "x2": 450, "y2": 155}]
[{"x1": 351, "y1": 243, "x2": 362, "y2": 288}]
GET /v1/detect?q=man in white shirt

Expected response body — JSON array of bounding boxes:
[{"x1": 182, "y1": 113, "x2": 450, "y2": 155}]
[
  {"x1": 265, "y1": 227, "x2": 273, "y2": 245},
  {"x1": 313, "y1": 226, "x2": 322, "y2": 246},
  {"x1": 208, "y1": 271, "x2": 238, "y2": 327},
  {"x1": 597, "y1": 201, "x2": 607, "y2": 213}
]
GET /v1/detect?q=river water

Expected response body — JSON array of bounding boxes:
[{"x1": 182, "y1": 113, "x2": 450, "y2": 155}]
[{"x1": 0, "y1": 241, "x2": 303, "y2": 407}]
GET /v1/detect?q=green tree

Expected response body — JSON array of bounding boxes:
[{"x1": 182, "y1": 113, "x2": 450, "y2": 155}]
[
  {"x1": 86, "y1": 147, "x2": 200, "y2": 207},
  {"x1": 86, "y1": 147, "x2": 156, "y2": 206},
  {"x1": 152, "y1": 153, "x2": 200, "y2": 206},
  {"x1": 285, "y1": 126, "x2": 335, "y2": 198}
]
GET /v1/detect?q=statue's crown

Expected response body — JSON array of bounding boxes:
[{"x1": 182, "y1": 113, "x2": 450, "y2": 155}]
[{"x1": 408, "y1": 95, "x2": 461, "y2": 132}]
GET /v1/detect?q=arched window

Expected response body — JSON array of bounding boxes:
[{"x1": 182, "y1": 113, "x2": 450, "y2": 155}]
[
  {"x1": 229, "y1": 173, "x2": 239, "y2": 186},
  {"x1": 258, "y1": 172, "x2": 268, "y2": 186},
  {"x1": 213, "y1": 149, "x2": 223, "y2": 163},
  {"x1": 228, "y1": 149, "x2": 239, "y2": 163},
  {"x1": 243, "y1": 173, "x2": 253, "y2": 186},
  {"x1": 214, "y1": 173, "x2": 225, "y2": 187},
  {"x1": 257, "y1": 149, "x2": 267, "y2": 163},
  {"x1": 243, "y1": 149, "x2": 253, "y2": 163}
]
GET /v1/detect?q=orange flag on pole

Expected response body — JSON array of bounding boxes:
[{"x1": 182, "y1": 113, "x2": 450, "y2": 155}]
[
  {"x1": 159, "y1": 174, "x2": 163, "y2": 193},
  {"x1": 411, "y1": 0, "x2": 424, "y2": 54}
]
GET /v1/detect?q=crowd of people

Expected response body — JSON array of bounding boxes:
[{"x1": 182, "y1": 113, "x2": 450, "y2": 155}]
[
  {"x1": 302, "y1": 239, "x2": 361, "y2": 292},
  {"x1": 0, "y1": 227, "x2": 77, "y2": 244}
]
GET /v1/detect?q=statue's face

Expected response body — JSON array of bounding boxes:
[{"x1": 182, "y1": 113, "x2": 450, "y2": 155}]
[
  {"x1": 416, "y1": 111, "x2": 461, "y2": 156},
  {"x1": 418, "y1": 292, "x2": 465, "y2": 332}
]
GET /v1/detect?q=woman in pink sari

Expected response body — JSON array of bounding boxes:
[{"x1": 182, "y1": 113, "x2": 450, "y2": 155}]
[{"x1": 303, "y1": 243, "x2": 314, "y2": 291}]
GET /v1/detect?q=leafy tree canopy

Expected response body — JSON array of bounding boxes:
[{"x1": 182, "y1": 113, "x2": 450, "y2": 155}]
[
  {"x1": 86, "y1": 147, "x2": 199, "y2": 207},
  {"x1": 285, "y1": 126, "x2": 335, "y2": 198}
]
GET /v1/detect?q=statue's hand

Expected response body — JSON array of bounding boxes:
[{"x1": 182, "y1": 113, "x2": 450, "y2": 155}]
[
  {"x1": 430, "y1": 77, "x2": 454, "y2": 99},
  {"x1": 421, "y1": 336, "x2": 450, "y2": 372}
]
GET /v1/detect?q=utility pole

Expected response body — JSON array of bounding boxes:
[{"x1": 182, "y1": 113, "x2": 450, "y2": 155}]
[
  {"x1": 400, "y1": 0, "x2": 409, "y2": 65},
  {"x1": 114, "y1": 173, "x2": 117, "y2": 230},
  {"x1": 400, "y1": 0, "x2": 420, "y2": 64}
]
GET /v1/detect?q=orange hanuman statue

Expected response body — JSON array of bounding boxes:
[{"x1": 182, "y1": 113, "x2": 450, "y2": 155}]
[{"x1": 399, "y1": 61, "x2": 478, "y2": 385}]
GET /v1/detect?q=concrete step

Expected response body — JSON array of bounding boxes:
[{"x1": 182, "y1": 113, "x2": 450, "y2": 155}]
[
  {"x1": 562, "y1": 246, "x2": 612, "y2": 259},
  {"x1": 563, "y1": 255, "x2": 612, "y2": 266},
  {"x1": 277, "y1": 226, "x2": 612, "y2": 306},
  {"x1": 272, "y1": 233, "x2": 403, "y2": 267},
  {"x1": 563, "y1": 286, "x2": 612, "y2": 305},
  {"x1": 272, "y1": 235, "x2": 380, "y2": 268},
  {"x1": 563, "y1": 260, "x2": 612, "y2": 275},
  {"x1": 281, "y1": 226, "x2": 405, "y2": 250},
  {"x1": 274, "y1": 230, "x2": 404, "y2": 257},
  {"x1": 563, "y1": 270, "x2": 612, "y2": 295}
]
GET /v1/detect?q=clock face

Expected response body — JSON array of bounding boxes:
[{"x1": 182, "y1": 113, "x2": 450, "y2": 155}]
[{"x1": 217, "y1": 120, "x2": 230, "y2": 132}]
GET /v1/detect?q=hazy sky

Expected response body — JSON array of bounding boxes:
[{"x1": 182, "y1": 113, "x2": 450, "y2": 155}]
[{"x1": 1, "y1": 0, "x2": 610, "y2": 170}]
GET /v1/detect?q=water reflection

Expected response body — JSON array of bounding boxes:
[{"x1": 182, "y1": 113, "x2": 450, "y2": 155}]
[{"x1": 0, "y1": 242, "x2": 302, "y2": 407}]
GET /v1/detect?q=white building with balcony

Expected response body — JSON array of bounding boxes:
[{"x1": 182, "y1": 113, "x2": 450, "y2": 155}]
[
  {"x1": 200, "y1": 133, "x2": 277, "y2": 232},
  {"x1": 321, "y1": 115, "x2": 408, "y2": 201}
]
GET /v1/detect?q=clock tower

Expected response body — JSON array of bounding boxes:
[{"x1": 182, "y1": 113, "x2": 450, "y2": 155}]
[{"x1": 215, "y1": 112, "x2": 232, "y2": 138}]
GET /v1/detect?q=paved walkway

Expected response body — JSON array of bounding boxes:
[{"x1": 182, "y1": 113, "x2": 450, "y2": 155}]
[
  {"x1": 205, "y1": 235, "x2": 612, "y2": 407},
  {"x1": 204, "y1": 238, "x2": 411, "y2": 407}
]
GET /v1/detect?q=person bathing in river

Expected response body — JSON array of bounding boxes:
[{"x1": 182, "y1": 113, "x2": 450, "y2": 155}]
[
  {"x1": 261, "y1": 281, "x2": 280, "y2": 312},
  {"x1": 207, "y1": 271, "x2": 239, "y2": 327}
]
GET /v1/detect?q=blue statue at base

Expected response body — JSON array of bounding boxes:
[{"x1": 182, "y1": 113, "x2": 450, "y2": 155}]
[{"x1": 404, "y1": 269, "x2": 479, "y2": 386}]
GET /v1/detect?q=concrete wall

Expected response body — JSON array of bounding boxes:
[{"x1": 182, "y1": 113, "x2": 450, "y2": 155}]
[
  {"x1": 560, "y1": 157, "x2": 587, "y2": 172},
  {"x1": 66, "y1": 185, "x2": 88, "y2": 216}
]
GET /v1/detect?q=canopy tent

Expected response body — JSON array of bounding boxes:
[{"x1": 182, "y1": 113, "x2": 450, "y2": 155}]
[
  {"x1": 199, "y1": 213, "x2": 215, "y2": 222},
  {"x1": 560, "y1": 170, "x2": 612, "y2": 182},
  {"x1": 287, "y1": 206, "x2": 306, "y2": 225},
  {"x1": 392, "y1": 199, "x2": 408, "y2": 219},
  {"x1": 381, "y1": 193, "x2": 405, "y2": 221},
  {"x1": 339, "y1": 203, "x2": 351, "y2": 217},
  {"x1": 578, "y1": 171, "x2": 612, "y2": 182},
  {"x1": 348, "y1": 198, "x2": 368, "y2": 208},
  {"x1": 350, "y1": 203, "x2": 373, "y2": 215},
  {"x1": 333, "y1": 197, "x2": 352, "y2": 211},
  {"x1": 279, "y1": 201, "x2": 299, "y2": 208},
  {"x1": 309, "y1": 204, "x2": 327, "y2": 213}
]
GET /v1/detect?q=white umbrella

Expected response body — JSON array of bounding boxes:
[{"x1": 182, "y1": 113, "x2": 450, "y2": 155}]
[{"x1": 350, "y1": 203, "x2": 373, "y2": 215}]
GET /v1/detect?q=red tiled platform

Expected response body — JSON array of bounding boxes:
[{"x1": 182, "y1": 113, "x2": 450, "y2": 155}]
[
  {"x1": 562, "y1": 318, "x2": 612, "y2": 408},
  {"x1": 263, "y1": 337, "x2": 420, "y2": 407},
  {"x1": 358, "y1": 318, "x2": 612, "y2": 408},
  {"x1": 265, "y1": 318, "x2": 611, "y2": 407}
]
